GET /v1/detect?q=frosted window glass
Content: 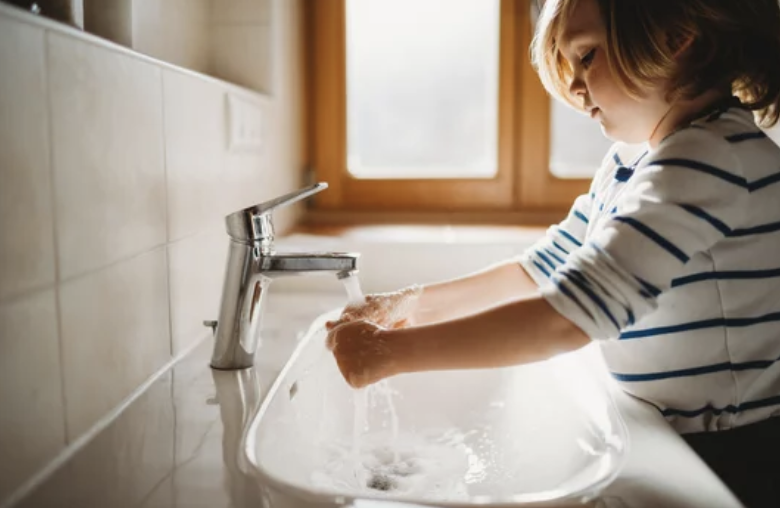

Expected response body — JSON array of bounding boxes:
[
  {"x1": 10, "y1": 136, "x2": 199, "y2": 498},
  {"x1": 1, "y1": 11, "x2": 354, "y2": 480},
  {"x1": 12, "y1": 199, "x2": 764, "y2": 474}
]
[
  {"x1": 549, "y1": 101, "x2": 613, "y2": 178},
  {"x1": 346, "y1": 0, "x2": 500, "y2": 179}
]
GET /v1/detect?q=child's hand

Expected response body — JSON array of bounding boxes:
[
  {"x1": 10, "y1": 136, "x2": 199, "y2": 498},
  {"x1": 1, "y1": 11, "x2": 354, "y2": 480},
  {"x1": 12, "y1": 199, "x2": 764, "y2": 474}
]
[
  {"x1": 326, "y1": 321, "x2": 397, "y2": 388},
  {"x1": 325, "y1": 285, "x2": 422, "y2": 331}
]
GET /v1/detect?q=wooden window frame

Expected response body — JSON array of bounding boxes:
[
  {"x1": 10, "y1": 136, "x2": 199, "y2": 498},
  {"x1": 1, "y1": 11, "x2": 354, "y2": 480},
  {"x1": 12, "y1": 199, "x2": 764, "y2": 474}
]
[{"x1": 303, "y1": 0, "x2": 589, "y2": 220}]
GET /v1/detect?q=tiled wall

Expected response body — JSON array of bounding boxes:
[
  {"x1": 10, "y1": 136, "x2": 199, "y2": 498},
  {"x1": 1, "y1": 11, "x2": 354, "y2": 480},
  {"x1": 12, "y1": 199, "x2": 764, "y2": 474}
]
[
  {"x1": 132, "y1": 0, "x2": 212, "y2": 76},
  {"x1": 210, "y1": 0, "x2": 272, "y2": 92},
  {"x1": 0, "y1": 1, "x2": 304, "y2": 503},
  {"x1": 84, "y1": 0, "x2": 272, "y2": 93}
]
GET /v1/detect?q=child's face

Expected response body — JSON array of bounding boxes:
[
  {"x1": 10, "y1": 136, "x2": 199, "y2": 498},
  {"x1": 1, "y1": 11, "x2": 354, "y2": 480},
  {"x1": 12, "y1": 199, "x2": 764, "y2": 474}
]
[{"x1": 557, "y1": 0, "x2": 670, "y2": 144}]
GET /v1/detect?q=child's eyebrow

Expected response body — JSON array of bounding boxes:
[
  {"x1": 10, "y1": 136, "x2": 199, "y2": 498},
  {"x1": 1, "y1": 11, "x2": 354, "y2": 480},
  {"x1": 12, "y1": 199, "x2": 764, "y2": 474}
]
[
  {"x1": 557, "y1": 32, "x2": 588, "y2": 59},
  {"x1": 557, "y1": 27, "x2": 600, "y2": 63},
  {"x1": 558, "y1": 29, "x2": 593, "y2": 51}
]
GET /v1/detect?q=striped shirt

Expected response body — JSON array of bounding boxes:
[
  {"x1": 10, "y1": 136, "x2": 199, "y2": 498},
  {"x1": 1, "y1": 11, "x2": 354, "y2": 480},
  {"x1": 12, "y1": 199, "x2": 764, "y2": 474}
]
[{"x1": 520, "y1": 104, "x2": 780, "y2": 434}]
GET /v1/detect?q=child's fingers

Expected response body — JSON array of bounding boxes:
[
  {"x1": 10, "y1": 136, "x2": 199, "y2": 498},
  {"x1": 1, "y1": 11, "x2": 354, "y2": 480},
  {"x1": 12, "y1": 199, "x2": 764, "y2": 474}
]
[
  {"x1": 391, "y1": 319, "x2": 409, "y2": 329},
  {"x1": 326, "y1": 329, "x2": 338, "y2": 350}
]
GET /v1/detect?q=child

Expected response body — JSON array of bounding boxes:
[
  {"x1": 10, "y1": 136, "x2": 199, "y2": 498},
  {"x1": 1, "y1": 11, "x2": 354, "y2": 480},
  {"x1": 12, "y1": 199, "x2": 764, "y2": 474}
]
[{"x1": 327, "y1": 0, "x2": 780, "y2": 504}]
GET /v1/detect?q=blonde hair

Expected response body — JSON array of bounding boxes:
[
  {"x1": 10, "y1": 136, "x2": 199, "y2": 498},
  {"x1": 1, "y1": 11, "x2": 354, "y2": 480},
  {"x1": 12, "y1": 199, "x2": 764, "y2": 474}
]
[{"x1": 531, "y1": 0, "x2": 780, "y2": 128}]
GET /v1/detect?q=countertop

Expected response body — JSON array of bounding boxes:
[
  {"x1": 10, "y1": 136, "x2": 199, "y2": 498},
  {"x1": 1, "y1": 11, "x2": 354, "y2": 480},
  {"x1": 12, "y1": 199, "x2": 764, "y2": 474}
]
[{"x1": 13, "y1": 292, "x2": 744, "y2": 508}]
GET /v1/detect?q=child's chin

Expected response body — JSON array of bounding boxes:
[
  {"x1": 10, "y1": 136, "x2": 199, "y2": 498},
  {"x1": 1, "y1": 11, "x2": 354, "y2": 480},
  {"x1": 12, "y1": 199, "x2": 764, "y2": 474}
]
[{"x1": 601, "y1": 124, "x2": 643, "y2": 144}]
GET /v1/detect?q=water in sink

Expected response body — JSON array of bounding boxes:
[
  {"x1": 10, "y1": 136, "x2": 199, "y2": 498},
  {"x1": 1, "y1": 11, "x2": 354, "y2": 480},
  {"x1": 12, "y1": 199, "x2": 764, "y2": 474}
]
[
  {"x1": 248, "y1": 311, "x2": 627, "y2": 505},
  {"x1": 313, "y1": 380, "x2": 478, "y2": 498}
]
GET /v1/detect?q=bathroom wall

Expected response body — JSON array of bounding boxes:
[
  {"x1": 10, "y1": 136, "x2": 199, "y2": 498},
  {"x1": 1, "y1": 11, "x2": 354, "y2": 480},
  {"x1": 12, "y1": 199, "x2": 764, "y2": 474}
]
[
  {"x1": 82, "y1": 0, "x2": 272, "y2": 93},
  {"x1": 131, "y1": 0, "x2": 213, "y2": 75},
  {"x1": 0, "y1": 0, "x2": 305, "y2": 504},
  {"x1": 210, "y1": 0, "x2": 272, "y2": 92}
]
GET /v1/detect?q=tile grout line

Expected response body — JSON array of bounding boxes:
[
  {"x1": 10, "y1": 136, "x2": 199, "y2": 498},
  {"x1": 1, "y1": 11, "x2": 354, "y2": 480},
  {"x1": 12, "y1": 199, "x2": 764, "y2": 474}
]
[
  {"x1": 159, "y1": 69, "x2": 179, "y2": 508},
  {"x1": 41, "y1": 26, "x2": 71, "y2": 451},
  {"x1": 159, "y1": 69, "x2": 175, "y2": 362}
]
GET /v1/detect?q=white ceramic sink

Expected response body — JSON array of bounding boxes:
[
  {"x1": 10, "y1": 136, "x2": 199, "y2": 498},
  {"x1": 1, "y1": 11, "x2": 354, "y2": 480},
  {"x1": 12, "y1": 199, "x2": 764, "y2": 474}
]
[{"x1": 246, "y1": 309, "x2": 628, "y2": 507}]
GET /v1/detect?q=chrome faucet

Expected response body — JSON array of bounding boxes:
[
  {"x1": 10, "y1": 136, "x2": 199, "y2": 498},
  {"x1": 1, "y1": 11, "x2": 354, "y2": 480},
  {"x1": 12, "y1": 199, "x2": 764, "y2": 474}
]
[{"x1": 208, "y1": 183, "x2": 359, "y2": 370}]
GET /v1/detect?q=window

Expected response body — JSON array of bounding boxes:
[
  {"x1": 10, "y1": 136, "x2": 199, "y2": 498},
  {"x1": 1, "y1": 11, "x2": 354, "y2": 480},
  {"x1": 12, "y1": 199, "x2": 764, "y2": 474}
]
[{"x1": 304, "y1": 0, "x2": 603, "y2": 218}]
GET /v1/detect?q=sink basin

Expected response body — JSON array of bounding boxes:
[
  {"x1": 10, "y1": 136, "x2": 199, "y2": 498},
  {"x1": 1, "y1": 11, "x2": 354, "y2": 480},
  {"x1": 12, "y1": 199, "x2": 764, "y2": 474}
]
[{"x1": 246, "y1": 309, "x2": 628, "y2": 507}]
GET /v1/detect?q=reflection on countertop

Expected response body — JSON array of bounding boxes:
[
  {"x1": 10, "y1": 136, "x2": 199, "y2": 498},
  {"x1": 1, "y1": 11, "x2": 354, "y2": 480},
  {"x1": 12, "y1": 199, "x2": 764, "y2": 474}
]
[{"x1": 12, "y1": 292, "x2": 742, "y2": 508}]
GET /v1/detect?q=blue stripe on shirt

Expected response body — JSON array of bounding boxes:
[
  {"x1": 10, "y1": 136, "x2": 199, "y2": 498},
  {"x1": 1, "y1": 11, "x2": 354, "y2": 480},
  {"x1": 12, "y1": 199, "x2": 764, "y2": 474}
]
[
  {"x1": 536, "y1": 250, "x2": 557, "y2": 271},
  {"x1": 679, "y1": 205, "x2": 732, "y2": 235},
  {"x1": 557, "y1": 227, "x2": 583, "y2": 247},
  {"x1": 672, "y1": 267, "x2": 780, "y2": 287},
  {"x1": 573, "y1": 210, "x2": 589, "y2": 224},
  {"x1": 612, "y1": 354, "x2": 780, "y2": 382},
  {"x1": 660, "y1": 394, "x2": 780, "y2": 418},
  {"x1": 674, "y1": 205, "x2": 780, "y2": 238},
  {"x1": 575, "y1": 270, "x2": 634, "y2": 325},
  {"x1": 725, "y1": 131, "x2": 767, "y2": 143},
  {"x1": 620, "y1": 311, "x2": 780, "y2": 339},
  {"x1": 636, "y1": 277, "x2": 662, "y2": 297},
  {"x1": 552, "y1": 276, "x2": 595, "y2": 321},
  {"x1": 614, "y1": 216, "x2": 689, "y2": 263},
  {"x1": 552, "y1": 241, "x2": 570, "y2": 255},
  {"x1": 729, "y1": 220, "x2": 780, "y2": 237},
  {"x1": 647, "y1": 158, "x2": 748, "y2": 188},
  {"x1": 533, "y1": 260, "x2": 550, "y2": 278},
  {"x1": 749, "y1": 171, "x2": 780, "y2": 192},
  {"x1": 563, "y1": 270, "x2": 621, "y2": 331},
  {"x1": 544, "y1": 248, "x2": 565, "y2": 265}
]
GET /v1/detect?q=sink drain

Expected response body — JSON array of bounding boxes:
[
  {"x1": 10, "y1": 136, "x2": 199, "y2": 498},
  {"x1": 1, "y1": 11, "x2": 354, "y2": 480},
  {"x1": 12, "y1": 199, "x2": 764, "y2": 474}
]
[{"x1": 367, "y1": 473, "x2": 398, "y2": 491}]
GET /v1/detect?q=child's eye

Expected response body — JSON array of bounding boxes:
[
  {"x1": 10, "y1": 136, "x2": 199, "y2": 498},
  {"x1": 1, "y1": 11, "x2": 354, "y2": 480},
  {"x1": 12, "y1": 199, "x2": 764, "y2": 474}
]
[{"x1": 580, "y1": 48, "x2": 596, "y2": 69}]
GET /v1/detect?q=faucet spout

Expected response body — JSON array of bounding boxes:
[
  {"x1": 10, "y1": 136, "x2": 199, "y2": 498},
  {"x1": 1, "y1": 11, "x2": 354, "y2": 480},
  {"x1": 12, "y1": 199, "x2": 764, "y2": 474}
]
[
  {"x1": 210, "y1": 240, "x2": 359, "y2": 370},
  {"x1": 258, "y1": 252, "x2": 358, "y2": 278}
]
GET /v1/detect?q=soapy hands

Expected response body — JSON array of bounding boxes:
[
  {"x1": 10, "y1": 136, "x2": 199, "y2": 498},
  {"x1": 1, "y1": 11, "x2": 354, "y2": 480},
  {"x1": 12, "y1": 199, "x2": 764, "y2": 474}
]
[
  {"x1": 325, "y1": 285, "x2": 422, "y2": 388},
  {"x1": 326, "y1": 321, "x2": 396, "y2": 388},
  {"x1": 325, "y1": 284, "x2": 423, "y2": 331}
]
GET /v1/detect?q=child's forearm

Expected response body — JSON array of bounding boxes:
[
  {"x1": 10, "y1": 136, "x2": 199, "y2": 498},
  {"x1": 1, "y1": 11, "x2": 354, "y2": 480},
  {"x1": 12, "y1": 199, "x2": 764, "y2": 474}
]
[
  {"x1": 414, "y1": 261, "x2": 538, "y2": 326},
  {"x1": 388, "y1": 294, "x2": 590, "y2": 374}
]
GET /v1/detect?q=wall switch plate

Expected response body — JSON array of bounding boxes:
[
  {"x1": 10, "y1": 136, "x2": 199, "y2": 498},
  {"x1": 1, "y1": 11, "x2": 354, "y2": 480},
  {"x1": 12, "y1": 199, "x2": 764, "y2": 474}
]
[{"x1": 226, "y1": 93, "x2": 264, "y2": 153}]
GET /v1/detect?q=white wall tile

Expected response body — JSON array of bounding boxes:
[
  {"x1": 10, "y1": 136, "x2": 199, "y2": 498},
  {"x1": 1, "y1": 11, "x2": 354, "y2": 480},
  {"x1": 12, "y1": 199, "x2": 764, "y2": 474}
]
[
  {"x1": 48, "y1": 31, "x2": 167, "y2": 280},
  {"x1": 211, "y1": 0, "x2": 271, "y2": 25},
  {"x1": 162, "y1": 70, "x2": 226, "y2": 241},
  {"x1": 132, "y1": 0, "x2": 212, "y2": 75},
  {"x1": 167, "y1": 227, "x2": 228, "y2": 354},
  {"x1": 83, "y1": 0, "x2": 134, "y2": 47},
  {"x1": 0, "y1": 16, "x2": 56, "y2": 300},
  {"x1": 211, "y1": 25, "x2": 271, "y2": 93},
  {"x1": 0, "y1": 290, "x2": 65, "y2": 502},
  {"x1": 59, "y1": 248, "x2": 171, "y2": 439}
]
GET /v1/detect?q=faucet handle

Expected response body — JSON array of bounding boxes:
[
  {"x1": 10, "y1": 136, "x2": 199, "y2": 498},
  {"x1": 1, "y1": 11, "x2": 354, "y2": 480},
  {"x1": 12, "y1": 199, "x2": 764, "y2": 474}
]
[
  {"x1": 225, "y1": 183, "x2": 328, "y2": 242},
  {"x1": 254, "y1": 182, "x2": 328, "y2": 215}
]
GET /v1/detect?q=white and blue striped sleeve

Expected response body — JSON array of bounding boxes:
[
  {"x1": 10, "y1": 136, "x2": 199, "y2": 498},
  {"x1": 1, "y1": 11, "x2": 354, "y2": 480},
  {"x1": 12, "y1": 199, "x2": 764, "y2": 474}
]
[
  {"x1": 518, "y1": 144, "x2": 622, "y2": 289},
  {"x1": 536, "y1": 129, "x2": 750, "y2": 340},
  {"x1": 519, "y1": 192, "x2": 593, "y2": 284}
]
